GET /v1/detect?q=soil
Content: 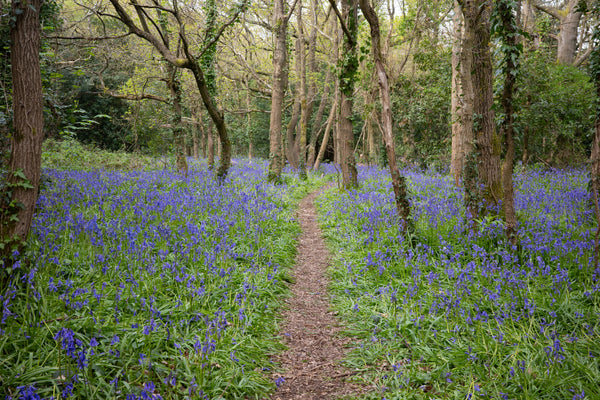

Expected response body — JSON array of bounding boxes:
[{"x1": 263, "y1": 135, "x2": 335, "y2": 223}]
[{"x1": 268, "y1": 187, "x2": 368, "y2": 400}]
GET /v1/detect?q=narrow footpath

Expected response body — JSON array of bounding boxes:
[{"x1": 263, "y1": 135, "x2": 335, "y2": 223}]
[{"x1": 269, "y1": 188, "x2": 366, "y2": 400}]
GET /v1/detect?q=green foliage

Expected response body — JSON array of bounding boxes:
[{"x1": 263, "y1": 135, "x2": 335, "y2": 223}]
[
  {"x1": 391, "y1": 47, "x2": 452, "y2": 170},
  {"x1": 516, "y1": 52, "x2": 595, "y2": 165},
  {"x1": 0, "y1": 169, "x2": 33, "y2": 268},
  {"x1": 42, "y1": 138, "x2": 157, "y2": 171}
]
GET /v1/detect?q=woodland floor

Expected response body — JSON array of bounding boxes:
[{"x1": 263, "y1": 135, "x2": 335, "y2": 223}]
[{"x1": 268, "y1": 187, "x2": 369, "y2": 400}]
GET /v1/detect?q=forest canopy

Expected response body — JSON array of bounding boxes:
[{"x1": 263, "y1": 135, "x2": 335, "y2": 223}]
[{"x1": 1, "y1": 0, "x2": 596, "y2": 170}]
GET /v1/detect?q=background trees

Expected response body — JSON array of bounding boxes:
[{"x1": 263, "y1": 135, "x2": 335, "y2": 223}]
[{"x1": 1, "y1": 0, "x2": 597, "y2": 184}]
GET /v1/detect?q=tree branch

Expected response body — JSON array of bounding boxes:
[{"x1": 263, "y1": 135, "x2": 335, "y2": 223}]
[
  {"x1": 46, "y1": 32, "x2": 133, "y2": 40},
  {"x1": 327, "y1": 0, "x2": 355, "y2": 45},
  {"x1": 574, "y1": 46, "x2": 593, "y2": 67},
  {"x1": 285, "y1": 0, "x2": 301, "y2": 21},
  {"x1": 108, "y1": 0, "x2": 190, "y2": 68},
  {"x1": 197, "y1": 2, "x2": 248, "y2": 59},
  {"x1": 532, "y1": 2, "x2": 561, "y2": 20}
]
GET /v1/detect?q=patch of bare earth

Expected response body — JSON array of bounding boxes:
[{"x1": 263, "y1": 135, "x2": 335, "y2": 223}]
[{"x1": 268, "y1": 188, "x2": 368, "y2": 400}]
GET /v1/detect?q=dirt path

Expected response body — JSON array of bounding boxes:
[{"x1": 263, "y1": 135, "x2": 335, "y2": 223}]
[{"x1": 269, "y1": 188, "x2": 366, "y2": 400}]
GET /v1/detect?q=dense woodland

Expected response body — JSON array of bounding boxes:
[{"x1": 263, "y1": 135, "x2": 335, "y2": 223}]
[
  {"x1": 1, "y1": 0, "x2": 598, "y2": 169},
  {"x1": 1, "y1": 0, "x2": 600, "y2": 399},
  {"x1": 3, "y1": 0, "x2": 600, "y2": 243}
]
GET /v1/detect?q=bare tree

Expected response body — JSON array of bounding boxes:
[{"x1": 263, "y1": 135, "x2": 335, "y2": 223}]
[
  {"x1": 358, "y1": 0, "x2": 411, "y2": 230},
  {"x1": 105, "y1": 0, "x2": 247, "y2": 180}
]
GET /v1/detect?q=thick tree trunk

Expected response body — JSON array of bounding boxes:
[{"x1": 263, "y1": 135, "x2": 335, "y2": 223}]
[
  {"x1": 557, "y1": 1, "x2": 582, "y2": 65},
  {"x1": 498, "y1": 0, "x2": 520, "y2": 245},
  {"x1": 451, "y1": 2, "x2": 463, "y2": 184},
  {"x1": 338, "y1": 0, "x2": 359, "y2": 189},
  {"x1": 1, "y1": 0, "x2": 44, "y2": 260},
  {"x1": 268, "y1": 0, "x2": 289, "y2": 181},
  {"x1": 459, "y1": 0, "x2": 502, "y2": 212},
  {"x1": 359, "y1": 0, "x2": 410, "y2": 230}
]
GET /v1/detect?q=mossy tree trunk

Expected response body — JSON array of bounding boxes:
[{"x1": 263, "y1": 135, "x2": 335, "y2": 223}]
[{"x1": 458, "y1": 0, "x2": 502, "y2": 215}]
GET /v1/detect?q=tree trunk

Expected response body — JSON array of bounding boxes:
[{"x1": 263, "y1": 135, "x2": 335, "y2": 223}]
[
  {"x1": 286, "y1": 94, "x2": 301, "y2": 169},
  {"x1": 498, "y1": 0, "x2": 520, "y2": 245},
  {"x1": 359, "y1": 0, "x2": 411, "y2": 230},
  {"x1": 166, "y1": 66, "x2": 188, "y2": 175},
  {"x1": 557, "y1": 0, "x2": 582, "y2": 65},
  {"x1": 314, "y1": 94, "x2": 338, "y2": 171},
  {"x1": 192, "y1": 106, "x2": 201, "y2": 159},
  {"x1": 1, "y1": 0, "x2": 44, "y2": 263},
  {"x1": 192, "y1": 128, "x2": 199, "y2": 159},
  {"x1": 296, "y1": 2, "x2": 308, "y2": 177},
  {"x1": 307, "y1": 68, "x2": 332, "y2": 169},
  {"x1": 306, "y1": 0, "x2": 323, "y2": 170},
  {"x1": 532, "y1": 0, "x2": 583, "y2": 65},
  {"x1": 267, "y1": 0, "x2": 290, "y2": 181},
  {"x1": 459, "y1": 0, "x2": 502, "y2": 212},
  {"x1": 451, "y1": 1, "x2": 464, "y2": 184},
  {"x1": 591, "y1": 83, "x2": 600, "y2": 269},
  {"x1": 338, "y1": 0, "x2": 359, "y2": 189},
  {"x1": 207, "y1": 123, "x2": 215, "y2": 169}
]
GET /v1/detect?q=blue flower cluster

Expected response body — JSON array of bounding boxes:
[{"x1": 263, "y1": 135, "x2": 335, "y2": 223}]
[
  {"x1": 1, "y1": 160, "x2": 299, "y2": 399},
  {"x1": 318, "y1": 165, "x2": 599, "y2": 398}
]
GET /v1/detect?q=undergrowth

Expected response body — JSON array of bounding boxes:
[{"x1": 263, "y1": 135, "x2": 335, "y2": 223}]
[{"x1": 316, "y1": 166, "x2": 598, "y2": 400}]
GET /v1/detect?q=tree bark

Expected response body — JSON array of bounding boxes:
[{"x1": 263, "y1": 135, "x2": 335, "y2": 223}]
[
  {"x1": 450, "y1": 0, "x2": 475, "y2": 186},
  {"x1": 167, "y1": 67, "x2": 188, "y2": 175},
  {"x1": 268, "y1": 0, "x2": 291, "y2": 181},
  {"x1": 286, "y1": 93, "x2": 301, "y2": 169},
  {"x1": 158, "y1": 11, "x2": 187, "y2": 176},
  {"x1": 338, "y1": 0, "x2": 359, "y2": 189},
  {"x1": 1, "y1": 0, "x2": 44, "y2": 260},
  {"x1": 359, "y1": 0, "x2": 411, "y2": 230},
  {"x1": 497, "y1": 0, "x2": 520, "y2": 245},
  {"x1": 306, "y1": 0, "x2": 322, "y2": 170},
  {"x1": 207, "y1": 122, "x2": 215, "y2": 169},
  {"x1": 533, "y1": 0, "x2": 583, "y2": 65},
  {"x1": 459, "y1": 0, "x2": 502, "y2": 211}
]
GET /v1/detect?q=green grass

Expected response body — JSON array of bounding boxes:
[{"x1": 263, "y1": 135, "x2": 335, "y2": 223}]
[{"x1": 315, "y1": 167, "x2": 598, "y2": 400}]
